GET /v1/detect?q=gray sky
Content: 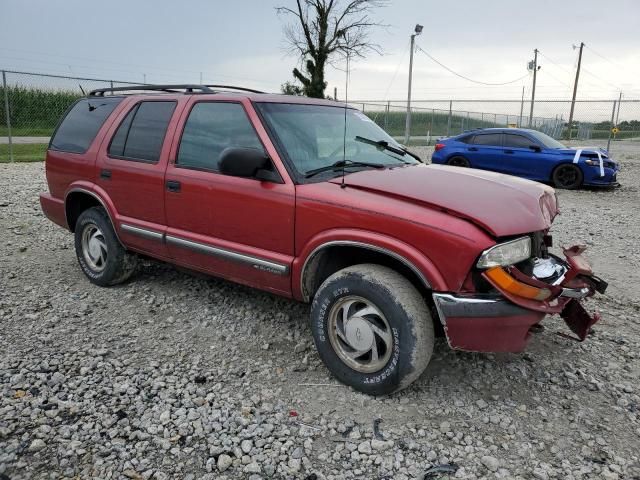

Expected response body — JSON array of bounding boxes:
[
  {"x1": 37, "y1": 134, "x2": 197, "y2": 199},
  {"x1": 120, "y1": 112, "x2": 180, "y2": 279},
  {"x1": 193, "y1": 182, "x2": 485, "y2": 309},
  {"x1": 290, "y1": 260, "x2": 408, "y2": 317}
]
[{"x1": 2, "y1": 0, "x2": 639, "y2": 101}]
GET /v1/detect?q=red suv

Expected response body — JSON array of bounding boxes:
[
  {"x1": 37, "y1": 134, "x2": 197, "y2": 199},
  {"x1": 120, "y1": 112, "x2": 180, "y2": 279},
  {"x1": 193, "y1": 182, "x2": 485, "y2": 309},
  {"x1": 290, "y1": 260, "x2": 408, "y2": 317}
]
[{"x1": 40, "y1": 85, "x2": 607, "y2": 394}]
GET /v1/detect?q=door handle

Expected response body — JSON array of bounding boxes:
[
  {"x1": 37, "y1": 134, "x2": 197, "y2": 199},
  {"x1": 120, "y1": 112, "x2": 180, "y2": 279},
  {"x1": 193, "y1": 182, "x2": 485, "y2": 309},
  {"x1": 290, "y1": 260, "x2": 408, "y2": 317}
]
[
  {"x1": 166, "y1": 180, "x2": 181, "y2": 192},
  {"x1": 504, "y1": 149, "x2": 514, "y2": 154},
  {"x1": 468, "y1": 147, "x2": 478, "y2": 151},
  {"x1": 100, "y1": 169, "x2": 112, "y2": 180}
]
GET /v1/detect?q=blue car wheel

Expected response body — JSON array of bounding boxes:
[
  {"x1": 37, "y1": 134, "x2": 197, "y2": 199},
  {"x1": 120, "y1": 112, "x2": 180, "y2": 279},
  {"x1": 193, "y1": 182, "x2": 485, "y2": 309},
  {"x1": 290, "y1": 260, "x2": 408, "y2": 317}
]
[
  {"x1": 552, "y1": 164, "x2": 583, "y2": 189},
  {"x1": 447, "y1": 156, "x2": 470, "y2": 167}
]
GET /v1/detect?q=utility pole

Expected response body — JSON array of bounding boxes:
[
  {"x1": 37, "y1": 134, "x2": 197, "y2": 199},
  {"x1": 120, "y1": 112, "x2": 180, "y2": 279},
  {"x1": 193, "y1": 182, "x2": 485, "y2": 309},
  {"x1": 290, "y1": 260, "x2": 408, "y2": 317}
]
[
  {"x1": 519, "y1": 85, "x2": 525, "y2": 127},
  {"x1": 615, "y1": 91, "x2": 622, "y2": 125},
  {"x1": 528, "y1": 49, "x2": 539, "y2": 128},
  {"x1": 567, "y1": 42, "x2": 584, "y2": 139},
  {"x1": 404, "y1": 24, "x2": 423, "y2": 145},
  {"x1": 199, "y1": 72, "x2": 203, "y2": 84},
  {"x1": 334, "y1": 86, "x2": 337, "y2": 101}
]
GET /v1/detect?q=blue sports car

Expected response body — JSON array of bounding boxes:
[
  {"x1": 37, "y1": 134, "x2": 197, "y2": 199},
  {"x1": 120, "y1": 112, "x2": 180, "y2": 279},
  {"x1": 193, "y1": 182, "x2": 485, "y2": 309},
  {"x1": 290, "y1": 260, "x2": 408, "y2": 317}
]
[{"x1": 431, "y1": 128, "x2": 620, "y2": 189}]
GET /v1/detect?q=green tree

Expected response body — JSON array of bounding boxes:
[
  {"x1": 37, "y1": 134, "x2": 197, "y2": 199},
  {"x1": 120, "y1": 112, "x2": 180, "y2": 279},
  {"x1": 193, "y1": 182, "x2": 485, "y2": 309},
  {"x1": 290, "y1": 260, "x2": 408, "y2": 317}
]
[
  {"x1": 277, "y1": 0, "x2": 385, "y2": 98},
  {"x1": 280, "y1": 81, "x2": 305, "y2": 95}
]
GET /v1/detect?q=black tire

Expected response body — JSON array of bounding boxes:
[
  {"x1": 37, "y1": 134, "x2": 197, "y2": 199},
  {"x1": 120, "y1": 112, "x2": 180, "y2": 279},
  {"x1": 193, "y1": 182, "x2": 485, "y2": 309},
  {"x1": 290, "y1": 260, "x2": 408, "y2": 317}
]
[
  {"x1": 74, "y1": 207, "x2": 137, "y2": 286},
  {"x1": 310, "y1": 264, "x2": 434, "y2": 395},
  {"x1": 552, "y1": 164, "x2": 583, "y2": 189},
  {"x1": 447, "y1": 156, "x2": 470, "y2": 167}
]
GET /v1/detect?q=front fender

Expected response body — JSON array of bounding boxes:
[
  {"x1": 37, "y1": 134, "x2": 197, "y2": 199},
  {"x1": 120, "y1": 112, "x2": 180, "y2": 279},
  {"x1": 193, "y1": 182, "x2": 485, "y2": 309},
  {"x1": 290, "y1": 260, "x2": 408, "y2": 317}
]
[{"x1": 292, "y1": 228, "x2": 448, "y2": 301}]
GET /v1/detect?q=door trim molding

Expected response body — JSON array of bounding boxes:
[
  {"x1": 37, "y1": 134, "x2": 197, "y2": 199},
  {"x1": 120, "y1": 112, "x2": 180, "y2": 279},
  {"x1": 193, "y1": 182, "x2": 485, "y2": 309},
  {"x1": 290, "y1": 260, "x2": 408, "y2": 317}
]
[
  {"x1": 120, "y1": 223, "x2": 164, "y2": 241},
  {"x1": 165, "y1": 235, "x2": 289, "y2": 276}
]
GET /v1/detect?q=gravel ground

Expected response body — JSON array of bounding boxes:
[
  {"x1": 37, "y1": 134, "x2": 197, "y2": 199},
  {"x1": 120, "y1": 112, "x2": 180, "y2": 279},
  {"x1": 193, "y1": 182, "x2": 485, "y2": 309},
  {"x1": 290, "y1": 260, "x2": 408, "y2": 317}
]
[{"x1": 1, "y1": 141, "x2": 639, "y2": 480}]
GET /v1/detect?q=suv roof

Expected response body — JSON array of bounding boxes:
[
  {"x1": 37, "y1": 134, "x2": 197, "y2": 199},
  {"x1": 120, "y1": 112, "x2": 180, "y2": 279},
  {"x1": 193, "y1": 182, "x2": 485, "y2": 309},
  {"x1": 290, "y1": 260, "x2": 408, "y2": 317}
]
[{"x1": 88, "y1": 83, "x2": 346, "y2": 107}]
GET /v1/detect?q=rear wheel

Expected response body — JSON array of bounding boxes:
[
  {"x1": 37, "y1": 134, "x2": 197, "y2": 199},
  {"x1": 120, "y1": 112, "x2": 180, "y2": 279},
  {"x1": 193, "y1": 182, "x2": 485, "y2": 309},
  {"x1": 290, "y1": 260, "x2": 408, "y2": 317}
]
[
  {"x1": 552, "y1": 164, "x2": 583, "y2": 189},
  {"x1": 74, "y1": 207, "x2": 137, "y2": 286},
  {"x1": 310, "y1": 264, "x2": 434, "y2": 395},
  {"x1": 447, "y1": 156, "x2": 470, "y2": 167}
]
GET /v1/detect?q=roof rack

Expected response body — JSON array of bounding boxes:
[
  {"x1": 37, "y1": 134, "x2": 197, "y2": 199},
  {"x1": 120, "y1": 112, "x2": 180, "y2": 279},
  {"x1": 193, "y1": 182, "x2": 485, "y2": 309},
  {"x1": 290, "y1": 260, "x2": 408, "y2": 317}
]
[
  {"x1": 89, "y1": 84, "x2": 266, "y2": 97},
  {"x1": 89, "y1": 84, "x2": 214, "y2": 96},
  {"x1": 205, "y1": 84, "x2": 266, "y2": 94}
]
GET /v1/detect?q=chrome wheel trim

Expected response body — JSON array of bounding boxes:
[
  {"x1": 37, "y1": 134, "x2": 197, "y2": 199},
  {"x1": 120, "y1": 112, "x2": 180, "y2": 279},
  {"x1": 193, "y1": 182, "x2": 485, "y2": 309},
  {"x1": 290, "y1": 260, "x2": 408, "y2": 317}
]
[
  {"x1": 328, "y1": 295, "x2": 393, "y2": 373},
  {"x1": 81, "y1": 223, "x2": 108, "y2": 272}
]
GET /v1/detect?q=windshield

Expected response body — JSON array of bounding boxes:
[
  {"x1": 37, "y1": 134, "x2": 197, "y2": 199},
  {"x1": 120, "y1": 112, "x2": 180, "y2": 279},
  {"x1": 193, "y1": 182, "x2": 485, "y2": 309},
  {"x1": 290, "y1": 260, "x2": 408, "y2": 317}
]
[
  {"x1": 256, "y1": 103, "x2": 418, "y2": 179},
  {"x1": 527, "y1": 130, "x2": 566, "y2": 149}
]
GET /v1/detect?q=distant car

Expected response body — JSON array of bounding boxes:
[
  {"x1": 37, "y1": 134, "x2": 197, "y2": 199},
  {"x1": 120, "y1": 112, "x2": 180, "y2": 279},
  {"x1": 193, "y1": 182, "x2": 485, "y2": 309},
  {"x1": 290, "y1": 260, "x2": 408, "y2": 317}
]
[{"x1": 431, "y1": 128, "x2": 620, "y2": 189}]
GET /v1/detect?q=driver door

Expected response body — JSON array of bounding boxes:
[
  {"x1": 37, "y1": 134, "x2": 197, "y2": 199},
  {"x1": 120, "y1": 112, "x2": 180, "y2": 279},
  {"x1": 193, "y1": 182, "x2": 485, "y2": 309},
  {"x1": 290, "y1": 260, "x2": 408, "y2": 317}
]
[{"x1": 164, "y1": 99, "x2": 295, "y2": 296}]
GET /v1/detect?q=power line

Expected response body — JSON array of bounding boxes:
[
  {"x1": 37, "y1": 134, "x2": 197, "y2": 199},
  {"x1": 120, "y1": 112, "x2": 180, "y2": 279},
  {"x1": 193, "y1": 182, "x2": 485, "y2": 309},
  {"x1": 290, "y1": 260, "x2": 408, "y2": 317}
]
[
  {"x1": 538, "y1": 49, "x2": 621, "y2": 94},
  {"x1": 415, "y1": 45, "x2": 530, "y2": 86},
  {"x1": 583, "y1": 44, "x2": 627, "y2": 73}
]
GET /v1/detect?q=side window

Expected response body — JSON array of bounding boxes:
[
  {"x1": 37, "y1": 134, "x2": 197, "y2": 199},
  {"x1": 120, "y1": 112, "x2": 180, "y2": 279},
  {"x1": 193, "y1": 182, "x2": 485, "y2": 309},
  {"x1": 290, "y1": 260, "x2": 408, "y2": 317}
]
[
  {"x1": 50, "y1": 97, "x2": 123, "y2": 153},
  {"x1": 504, "y1": 134, "x2": 534, "y2": 148},
  {"x1": 108, "y1": 101, "x2": 176, "y2": 162},
  {"x1": 177, "y1": 102, "x2": 264, "y2": 172},
  {"x1": 458, "y1": 135, "x2": 473, "y2": 144},
  {"x1": 473, "y1": 133, "x2": 502, "y2": 146}
]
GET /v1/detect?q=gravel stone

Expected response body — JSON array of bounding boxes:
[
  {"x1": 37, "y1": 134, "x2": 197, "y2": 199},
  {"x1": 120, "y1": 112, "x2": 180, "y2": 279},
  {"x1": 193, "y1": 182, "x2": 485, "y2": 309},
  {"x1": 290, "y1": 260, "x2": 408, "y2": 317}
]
[
  {"x1": 217, "y1": 454, "x2": 232, "y2": 472},
  {"x1": 0, "y1": 145, "x2": 639, "y2": 479}
]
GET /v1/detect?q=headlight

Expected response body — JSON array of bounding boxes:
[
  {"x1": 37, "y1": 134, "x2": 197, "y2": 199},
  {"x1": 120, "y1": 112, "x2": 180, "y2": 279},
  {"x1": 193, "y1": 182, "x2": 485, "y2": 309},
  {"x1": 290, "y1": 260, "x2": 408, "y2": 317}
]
[
  {"x1": 476, "y1": 237, "x2": 531, "y2": 269},
  {"x1": 584, "y1": 159, "x2": 600, "y2": 166}
]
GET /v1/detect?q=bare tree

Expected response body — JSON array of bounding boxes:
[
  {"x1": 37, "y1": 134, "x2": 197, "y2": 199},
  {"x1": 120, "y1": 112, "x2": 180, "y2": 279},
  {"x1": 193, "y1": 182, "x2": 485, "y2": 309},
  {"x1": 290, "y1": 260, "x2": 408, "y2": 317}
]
[{"x1": 277, "y1": 0, "x2": 386, "y2": 98}]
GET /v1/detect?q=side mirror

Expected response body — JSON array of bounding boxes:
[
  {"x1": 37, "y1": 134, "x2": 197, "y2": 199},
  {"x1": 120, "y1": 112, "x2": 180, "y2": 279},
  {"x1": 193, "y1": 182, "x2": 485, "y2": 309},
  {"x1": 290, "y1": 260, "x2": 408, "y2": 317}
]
[
  {"x1": 529, "y1": 145, "x2": 542, "y2": 152},
  {"x1": 218, "y1": 147, "x2": 273, "y2": 180}
]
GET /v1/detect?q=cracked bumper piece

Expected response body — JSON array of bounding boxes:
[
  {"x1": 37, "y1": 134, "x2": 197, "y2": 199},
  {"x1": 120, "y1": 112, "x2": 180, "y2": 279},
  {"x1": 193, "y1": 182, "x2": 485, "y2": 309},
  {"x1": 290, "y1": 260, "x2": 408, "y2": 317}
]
[
  {"x1": 433, "y1": 293, "x2": 545, "y2": 353},
  {"x1": 435, "y1": 246, "x2": 606, "y2": 353}
]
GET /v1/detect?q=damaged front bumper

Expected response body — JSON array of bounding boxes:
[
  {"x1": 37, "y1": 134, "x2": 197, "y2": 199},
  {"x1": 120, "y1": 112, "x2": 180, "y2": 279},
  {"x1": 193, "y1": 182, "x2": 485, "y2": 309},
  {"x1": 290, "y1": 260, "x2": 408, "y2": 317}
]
[{"x1": 434, "y1": 245, "x2": 607, "y2": 353}]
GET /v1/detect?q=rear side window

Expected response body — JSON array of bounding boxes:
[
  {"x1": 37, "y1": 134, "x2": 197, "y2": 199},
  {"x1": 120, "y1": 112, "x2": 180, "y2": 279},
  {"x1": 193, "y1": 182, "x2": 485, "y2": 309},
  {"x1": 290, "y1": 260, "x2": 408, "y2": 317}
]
[
  {"x1": 458, "y1": 135, "x2": 473, "y2": 144},
  {"x1": 473, "y1": 133, "x2": 502, "y2": 146},
  {"x1": 50, "y1": 97, "x2": 123, "y2": 153},
  {"x1": 108, "y1": 101, "x2": 176, "y2": 162},
  {"x1": 504, "y1": 134, "x2": 534, "y2": 148},
  {"x1": 177, "y1": 102, "x2": 263, "y2": 172}
]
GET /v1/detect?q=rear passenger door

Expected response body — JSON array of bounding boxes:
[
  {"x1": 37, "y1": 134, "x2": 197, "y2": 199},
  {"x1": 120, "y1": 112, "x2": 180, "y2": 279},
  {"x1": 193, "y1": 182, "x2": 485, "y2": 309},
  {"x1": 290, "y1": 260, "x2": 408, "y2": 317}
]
[
  {"x1": 96, "y1": 99, "x2": 180, "y2": 258},
  {"x1": 468, "y1": 133, "x2": 504, "y2": 172},
  {"x1": 163, "y1": 100, "x2": 295, "y2": 296}
]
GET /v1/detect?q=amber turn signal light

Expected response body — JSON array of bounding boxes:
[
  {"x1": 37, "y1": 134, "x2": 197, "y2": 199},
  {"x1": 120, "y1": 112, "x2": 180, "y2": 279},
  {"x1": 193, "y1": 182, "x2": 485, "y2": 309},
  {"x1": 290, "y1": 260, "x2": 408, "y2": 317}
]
[{"x1": 485, "y1": 267, "x2": 552, "y2": 301}]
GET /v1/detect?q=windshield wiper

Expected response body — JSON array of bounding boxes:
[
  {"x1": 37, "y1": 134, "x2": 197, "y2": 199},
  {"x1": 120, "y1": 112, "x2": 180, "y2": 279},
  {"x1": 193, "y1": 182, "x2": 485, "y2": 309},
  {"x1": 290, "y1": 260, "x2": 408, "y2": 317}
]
[
  {"x1": 354, "y1": 136, "x2": 423, "y2": 163},
  {"x1": 304, "y1": 159, "x2": 385, "y2": 178}
]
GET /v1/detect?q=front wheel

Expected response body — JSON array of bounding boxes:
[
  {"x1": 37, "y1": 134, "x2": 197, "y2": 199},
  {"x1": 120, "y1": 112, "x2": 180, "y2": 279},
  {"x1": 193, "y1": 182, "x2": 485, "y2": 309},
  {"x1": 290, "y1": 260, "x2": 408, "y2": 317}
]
[
  {"x1": 552, "y1": 164, "x2": 583, "y2": 189},
  {"x1": 310, "y1": 264, "x2": 434, "y2": 395}
]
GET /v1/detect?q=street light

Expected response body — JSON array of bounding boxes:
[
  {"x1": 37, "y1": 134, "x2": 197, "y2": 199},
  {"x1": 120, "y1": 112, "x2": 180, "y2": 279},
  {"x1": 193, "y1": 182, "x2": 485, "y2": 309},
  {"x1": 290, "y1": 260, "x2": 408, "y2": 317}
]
[{"x1": 404, "y1": 24, "x2": 423, "y2": 144}]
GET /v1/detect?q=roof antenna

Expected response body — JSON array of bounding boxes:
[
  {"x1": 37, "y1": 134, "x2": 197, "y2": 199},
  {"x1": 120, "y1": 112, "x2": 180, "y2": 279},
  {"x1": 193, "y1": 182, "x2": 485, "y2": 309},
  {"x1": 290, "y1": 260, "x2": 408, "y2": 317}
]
[
  {"x1": 78, "y1": 84, "x2": 97, "y2": 111},
  {"x1": 340, "y1": 41, "x2": 350, "y2": 189}
]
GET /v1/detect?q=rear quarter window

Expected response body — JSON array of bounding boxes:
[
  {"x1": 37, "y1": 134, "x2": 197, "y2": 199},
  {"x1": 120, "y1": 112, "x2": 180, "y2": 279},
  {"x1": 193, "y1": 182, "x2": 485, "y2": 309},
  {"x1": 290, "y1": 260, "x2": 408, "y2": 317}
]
[
  {"x1": 50, "y1": 97, "x2": 123, "y2": 154},
  {"x1": 108, "y1": 101, "x2": 177, "y2": 163}
]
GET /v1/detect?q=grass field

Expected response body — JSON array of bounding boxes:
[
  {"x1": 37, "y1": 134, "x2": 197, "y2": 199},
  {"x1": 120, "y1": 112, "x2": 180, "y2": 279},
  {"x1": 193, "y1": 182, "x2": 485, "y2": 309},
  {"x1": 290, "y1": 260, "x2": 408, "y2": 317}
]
[{"x1": 0, "y1": 144, "x2": 48, "y2": 162}]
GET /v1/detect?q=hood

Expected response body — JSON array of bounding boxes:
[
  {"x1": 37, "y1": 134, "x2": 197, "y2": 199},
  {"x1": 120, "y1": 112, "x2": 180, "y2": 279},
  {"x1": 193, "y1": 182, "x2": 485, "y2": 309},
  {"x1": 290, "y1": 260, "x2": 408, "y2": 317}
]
[
  {"x1": 329, "y1": 164, "x2": 559, "y2": 237},
  {"x1": 555, "y1": 147, "x2": 616, "y2": 162}
]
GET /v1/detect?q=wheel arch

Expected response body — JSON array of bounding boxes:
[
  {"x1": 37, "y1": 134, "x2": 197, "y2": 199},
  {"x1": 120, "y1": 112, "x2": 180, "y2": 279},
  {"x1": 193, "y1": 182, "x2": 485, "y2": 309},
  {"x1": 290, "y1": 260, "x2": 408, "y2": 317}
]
[
  {"x1": 64, "y1": 187, "x2": 119, "y2": 241},
  {"x1": 297, "y1": 234, "x2": 447, "y2": 303}
]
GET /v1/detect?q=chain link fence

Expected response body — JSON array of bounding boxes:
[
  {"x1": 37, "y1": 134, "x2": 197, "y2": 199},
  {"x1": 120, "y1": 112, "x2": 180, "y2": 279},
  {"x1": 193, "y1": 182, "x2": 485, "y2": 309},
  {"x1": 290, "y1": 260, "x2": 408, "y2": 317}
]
[
  {"x1": 1, "y1": 70, "x2": 142, "y2": 162},
  {"x1": 1, "y1": 69, "x2": 639, "y2": 161},
  {"x1": 352, "y1": 99, "x2": 640, "y2": 147}
]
